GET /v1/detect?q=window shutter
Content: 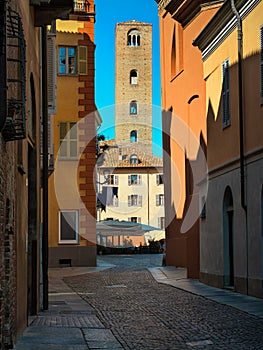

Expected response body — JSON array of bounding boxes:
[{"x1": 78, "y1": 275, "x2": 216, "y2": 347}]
[
  {"x1": 138, "y1": 195, "x2": 142, "y2": 207},
  {"x1": 138, "y1": 175, "x2": 141, "y2": 185},
  {"x1": 222, "y1": 59, "x2": 230, "y2": 127},
  {"x1": 158, "y1": 217, "x2": 161, "y2": 229},
  {"x1": 128, "y1": 217, "x2": 131, "y2": 222},
  {"x1": 47, "y1": 32, "x2": 57, "y2": 114},
  {"x1": 156, "y1": 174, "x2": 160, "y2": 185},
  {"x1": 78, "y1": 46, "x2": 87, "y2": 75},
  {"x1": 260, "y1": 26, "x2": 263, "y2": 102},
  {"x1": 137, "y1": 217, "x2": 141, "y2": 223},
  {"x1": 114, "y1": 175, "x2": 119, "y2": 185},
  {"x1": 128, "y1": 195, "x2": 131, "y2": 207},
  {"x1": 128, "y1": 175, "x2": 131, "y2": 186},
  {"x1": 156, "y1": 195, "x2": 159, "y2": 206}
]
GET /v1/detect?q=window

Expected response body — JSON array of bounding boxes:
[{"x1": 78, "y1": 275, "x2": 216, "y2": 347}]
[
  {"x1": 222, "y1": 59, "x2": 230, "y2": 127},
  {"x1": 78, "y1": 46, "x2": 88, "y2": 75},
  {"x1": 59, "y1": 47, "x2": 76, "y2": 74},
  {"x1": 127, "y1": 29, "x2": 141, "y2": 46},
  {"x1": 200, "y1": 195, "x2": 206, "y2": 219},
  {"x1": 128, "y1": 174, "x2": 141, "y2": 185},
  {"x1": 128, "y1": 195, "x2": 142, "y2": 207},
  {"x1": 128, "y1": 217, "x2": 141, "y2": 223},
  {"x1": 156, "y1": 174, "x2": 164, "y2": 185},
  {"x1": 158, "y1": 217, "x2": 165, "y2": 230},
  {"x1": 130, "y1": 130, "x2": 137, "y2": 143},
  {"x1": 130, "y1": 70, "x2": 138, "y2": 84},
  {"x1": 130, "y1": 101, "x2": 138, "y2": 115},
  {"x1": 260, "y1": 26, "x2": 263, "y2": 104},
  {"x1": 130, "y1": 154, "x2": 138, "y2": 164},
  {"x1": 108, "y1": 175, "x2": 119, "y2": 185},
  {"x1": 156, "y1": 194, "x2": 164, "y2": 206},
  {"x1": 59, "y1": 210, "x2": 78, "y2": 244},
  {"x1": 171, "y1": 23, "x2": 183, "y2": 79},
  {"x1": 59, "y1": 122, "x2": 78, "y2": 159}
]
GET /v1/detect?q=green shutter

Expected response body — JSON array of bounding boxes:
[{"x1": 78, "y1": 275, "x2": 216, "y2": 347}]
[{"x1": 78, "y1": 46, "x2": 87, "y2": 75}]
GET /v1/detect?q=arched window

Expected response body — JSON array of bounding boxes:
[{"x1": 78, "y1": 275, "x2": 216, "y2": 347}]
[
  {"x1": 130, "y1": 154, "x2": 138, "y2": 164},
  {"x1": 130, "y1": 130, "x2": 137, "y2": 143},
  {"x1": 130, "y1": 100, "x2": 138, "y2": 115},
  {"x1": 127, "y1": 29, "x2": 141, "y2": 47},
  {"x1": 130, "y1": 70, "x2": 138, "y2": 84}
]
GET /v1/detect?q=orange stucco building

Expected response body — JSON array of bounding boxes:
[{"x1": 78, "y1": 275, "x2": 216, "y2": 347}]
[{"x1": 155, "y1": 0, "x2": 223, "y2": 277}]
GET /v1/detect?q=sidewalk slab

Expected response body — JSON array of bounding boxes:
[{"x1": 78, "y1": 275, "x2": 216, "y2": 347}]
[{"x1": 149, "y1": 267, "x2": 263, "y2": 318}]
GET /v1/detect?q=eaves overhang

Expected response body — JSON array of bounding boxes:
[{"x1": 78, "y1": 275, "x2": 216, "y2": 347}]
[
  {"x1": 31, "y1": 0, "x2": 74, "y2": 26},
  {"x1": 193, "y1": 0, "x2": 260, "y2": 60},
  {"x1": 155, "y1": 0, "x2": 222, "y2": 27}
]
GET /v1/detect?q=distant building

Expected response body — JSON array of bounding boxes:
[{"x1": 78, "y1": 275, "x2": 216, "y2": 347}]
[
  {"x1": 48, "y1": 1, "x2": 100, "y2": 268},
  {"x1": 97, "y1": 21, "x2": 165, "y2": 247}
]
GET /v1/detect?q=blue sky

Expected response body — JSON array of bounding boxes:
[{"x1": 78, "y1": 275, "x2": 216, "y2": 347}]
[{"x1": 94, "y1": 0, "x2": 162, "y2": 155}]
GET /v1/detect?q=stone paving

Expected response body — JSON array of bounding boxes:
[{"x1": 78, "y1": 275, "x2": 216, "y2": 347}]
[
  {"x1": 66, "y1": 255, "x2": 263, "y2": 350},
  {"x1": 14, "y1": 254, "x2": 263, "y2": 350}
]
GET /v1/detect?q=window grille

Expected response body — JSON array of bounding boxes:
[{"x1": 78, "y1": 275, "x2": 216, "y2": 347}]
[{"x1": 1, "y1": 6, "x2": 26, "y2": 141}]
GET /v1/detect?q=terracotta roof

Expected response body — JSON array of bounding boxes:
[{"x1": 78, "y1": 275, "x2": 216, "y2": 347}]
[{"x1": 97, "y1": 143, "x2": 163, "y2": 169}]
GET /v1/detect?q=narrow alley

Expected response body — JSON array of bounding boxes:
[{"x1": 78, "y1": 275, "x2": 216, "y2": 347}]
[{"x1": 15, "y1": 255, "x2": 263, "y2": 350}]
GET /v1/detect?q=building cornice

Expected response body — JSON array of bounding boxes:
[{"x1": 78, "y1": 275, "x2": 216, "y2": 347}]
[
  {"x1": 155, "y1": 0, "x2": 223, "y2": 27},
  {"x1": 193, "y1": 0, "x2": 261, "y2": 61}
]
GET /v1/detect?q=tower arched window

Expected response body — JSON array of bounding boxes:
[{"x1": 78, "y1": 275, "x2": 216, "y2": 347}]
[
  {"x1": 127, "y1": 29, "x2": 141, "y2": 47},
  {"x1": 130, "y1": 130, "x2": 137, "y2": 143},
  {"x1": 130, "y1": 70, "x2": 138, "y2": 84},
  {"x1": 130, "y1": 101, "x2": 138, "y2": 115}
]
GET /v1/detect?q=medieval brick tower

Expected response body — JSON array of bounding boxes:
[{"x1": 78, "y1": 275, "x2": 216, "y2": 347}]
[{"x1": 115, "y1": 21, "x2": 152, "y2": 154}]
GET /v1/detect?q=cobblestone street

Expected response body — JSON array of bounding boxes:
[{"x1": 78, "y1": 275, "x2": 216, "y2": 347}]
[{"x1": 63, "y1": 255, "x2": 263, "y2": 350}]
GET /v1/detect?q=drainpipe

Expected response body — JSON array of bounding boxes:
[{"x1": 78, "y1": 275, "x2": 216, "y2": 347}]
[
  {"x1": 230, "y1": 0, "x2": 248, "y2": 294},
  {"x1": 42, "y1": 26, "x2": 49, "y2": 310},
  {"x1": 230, "y1": 0, "x2": 246, "y2": 211}
]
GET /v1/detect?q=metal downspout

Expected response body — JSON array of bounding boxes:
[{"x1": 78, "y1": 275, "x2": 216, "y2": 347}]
[
  {"x1": 42, "y1": 26, "x2": 49, "y2": 310},
  {"x1": 230, "y1": 0, "x2": 248, "y2": 294}
]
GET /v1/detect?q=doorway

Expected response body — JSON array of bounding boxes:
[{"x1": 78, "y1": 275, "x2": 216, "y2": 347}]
[{"x1": 223, "y1": 186, "x2": 234, "y2": 288}]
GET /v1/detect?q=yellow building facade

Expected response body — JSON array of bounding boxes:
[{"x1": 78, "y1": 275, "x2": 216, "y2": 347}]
[
  {"x1": 194, "y1": 0, "x2": 263, "y2": 297},
  {"x1": 48, "y1": 3, "x2": 99, "y2": 267}
]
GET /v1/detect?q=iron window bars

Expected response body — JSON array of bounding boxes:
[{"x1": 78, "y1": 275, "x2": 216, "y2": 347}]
[{"x1": 0, "y1": 2, "x2": 26, "y2": 141}]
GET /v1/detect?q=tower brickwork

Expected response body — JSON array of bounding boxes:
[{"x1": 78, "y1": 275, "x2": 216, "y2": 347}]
[{"x1": 115, "y1": 21, "x2": 152, "y2": 153}]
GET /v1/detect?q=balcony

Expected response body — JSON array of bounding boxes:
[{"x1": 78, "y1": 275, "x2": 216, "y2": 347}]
[{"x1": 71, "y1": 1, "x2": 96, "y2": 20}]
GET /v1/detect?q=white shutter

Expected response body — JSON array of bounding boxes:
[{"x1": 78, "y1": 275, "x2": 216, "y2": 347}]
[
  {"x1": 138, "y1": 195, "x2": 142, "y2": 207},
  {"x1": 138, "y1": 175, "x2": 141, "y2": 185},
  {"x1": 128, "y1": 175, "x2": 131, "y2": 186},
  {"x1": 128, "y1": 195, "x2": 131, "y2": 207},
  {"x1": 47, "y1": 32, "x2": 56, "y2": 114},
  {"x1": 114, "y1": 175, "x2": 119, "y2": 185},
  {"x1": 156, "y1": 174, "x2": 160, "y2": 185},
  {"x1": 128, "y1": 217, "x2": 131, "y2": 222},
  {"x1": 137, "y1": 217, "x2": 141, "y2": 223},
  {"x1": 156, "y1": 195, "x2": 159, "y2": 206},
  {"x1": 78, "y1": 46, "x2": 87, "y2": 75}
]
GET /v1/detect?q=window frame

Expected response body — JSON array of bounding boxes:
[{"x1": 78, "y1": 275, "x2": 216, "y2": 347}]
[
  {"x1": 130, "y1": 100, "x2": 138, "y2": 115},
  {"x1": 130, "y1": 130, "x2": 138, "y2": 143},
  {"x1": 128, "y1": 174, "x2": 142, "y2": 186},
  {"x1": 59, "y1": 121, "x2": 78, "y2": 160},
  {"x1": 128, "y1": 194, "x2": 142, "y2": 207},
  {"x1": 130, "y1": 70, "x2": 138, "y2": 84},
  {"x1": 59, "y1": 210, "x2": 79, "y2": 244},
  {"x1": 58, "y1": 46, "x2": 77, "y2": 75},
  {"x1": 156, "y1": 194, "x2": 164, "y2": 206},
  {"x1": 222, "y1": 58, "x2": 231, "y2": 128}
]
